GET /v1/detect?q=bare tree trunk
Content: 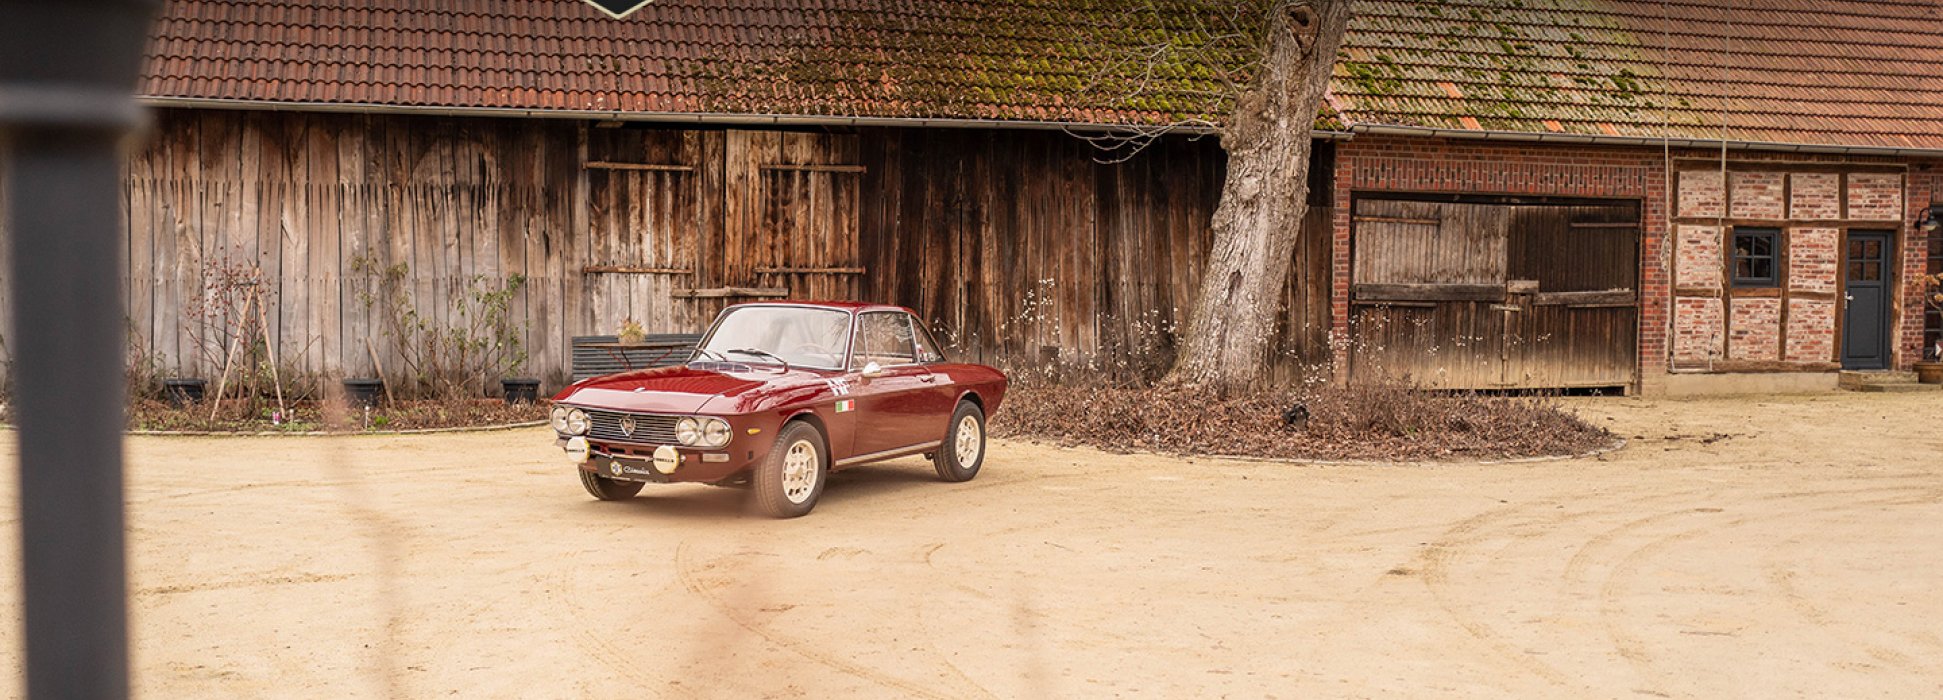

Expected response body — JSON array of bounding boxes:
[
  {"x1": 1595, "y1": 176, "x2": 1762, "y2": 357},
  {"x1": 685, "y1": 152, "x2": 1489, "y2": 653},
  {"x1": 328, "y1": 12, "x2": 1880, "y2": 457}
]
[{"x1": 1165, "y1": 0, "x2": 1352, "y2": 392}]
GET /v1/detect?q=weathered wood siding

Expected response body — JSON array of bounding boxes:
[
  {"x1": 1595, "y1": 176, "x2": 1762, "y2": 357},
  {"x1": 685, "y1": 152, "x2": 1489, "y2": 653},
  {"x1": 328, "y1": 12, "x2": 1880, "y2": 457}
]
[
  {"x1": 1349, "y1": 197, "x2": 1641, "y2": 390},
  {"x1": 860, "y1": 127, "x2": 1333, "y2": 382},
  {"x1": 120, "y1": 110, "x2": 582, "y2": 385},
  {"x1": 1, "y1": 110, "x2": 1338, "y2": 391}
]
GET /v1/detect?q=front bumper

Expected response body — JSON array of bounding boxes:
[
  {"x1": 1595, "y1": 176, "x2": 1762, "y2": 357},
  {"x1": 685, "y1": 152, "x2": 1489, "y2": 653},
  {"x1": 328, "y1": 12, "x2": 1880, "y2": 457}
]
[{"x1": 557, "y1": 437, "x2": 750, "y2": 483}]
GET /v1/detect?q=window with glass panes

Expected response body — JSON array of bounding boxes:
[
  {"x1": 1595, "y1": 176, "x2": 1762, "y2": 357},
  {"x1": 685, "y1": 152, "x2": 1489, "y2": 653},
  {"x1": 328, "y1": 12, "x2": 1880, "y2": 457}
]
[{"x1": 1731, "y1": 228, "x2": 1780, "y2": 287}]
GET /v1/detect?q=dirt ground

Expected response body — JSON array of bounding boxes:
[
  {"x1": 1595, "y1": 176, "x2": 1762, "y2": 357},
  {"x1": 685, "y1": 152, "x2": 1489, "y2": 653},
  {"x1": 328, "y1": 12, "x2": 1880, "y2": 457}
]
[{"x1": 0, "y1": 392, "x2": 1939, "y2": 698}]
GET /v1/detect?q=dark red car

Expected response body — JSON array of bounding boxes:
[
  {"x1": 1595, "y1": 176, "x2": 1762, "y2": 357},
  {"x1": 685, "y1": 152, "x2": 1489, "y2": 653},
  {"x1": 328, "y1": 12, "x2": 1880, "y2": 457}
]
[{"x1": 549, "y1": 301, "x2": 1008, "y2": 517}]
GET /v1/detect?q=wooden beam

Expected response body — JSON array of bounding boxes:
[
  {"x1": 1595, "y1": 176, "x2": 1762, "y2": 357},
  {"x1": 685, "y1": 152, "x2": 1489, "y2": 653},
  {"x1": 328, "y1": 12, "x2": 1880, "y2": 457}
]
[
  {"x1": 1352, "y1": 283, "x2": 1506, "y2": 302},
  {"x1": 755, "y1": 266, "x2": 867, "y2": 275},
  {"x1": 758, "y1": 164, "x2": 866, "y2": 174},
  {"x1": 1532, "y1": 289, "x2": 1637, "y2": 306},
  {"x1": 1351, "y1": 215, "x2": 1439, "y2": 226},
  {"x1": 1568, "y1": 221, "x2": 1642, "y2": 229},
  {"x1": 1671, "y1": 360, "x2": 1841, "y2": 373},
  {"x1": 583, "y1": 265, "x2": 694, "y2": 275},
  {"x1": 584, "y1": 161, "x2": 696, "y2": 172},
  {"x1": 670, "y1": 286, "x2": 791, "y2": 299},
  {"x1": 1673, "y1": 286, "x2": 1723, "y2": 298}
]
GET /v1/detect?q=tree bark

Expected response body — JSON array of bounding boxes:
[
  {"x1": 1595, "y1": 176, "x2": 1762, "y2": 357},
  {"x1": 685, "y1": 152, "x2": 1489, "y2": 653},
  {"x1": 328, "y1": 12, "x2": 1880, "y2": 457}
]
[{"x1": 1165, "y1": 0, "x2": 1352, "y2": 392}]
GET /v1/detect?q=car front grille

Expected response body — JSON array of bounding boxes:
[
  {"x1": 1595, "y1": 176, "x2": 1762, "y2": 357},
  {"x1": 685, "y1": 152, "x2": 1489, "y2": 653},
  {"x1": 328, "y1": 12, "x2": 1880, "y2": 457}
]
[{"x1": 585, "y1": 409, "x2": 681, "y2": 445}]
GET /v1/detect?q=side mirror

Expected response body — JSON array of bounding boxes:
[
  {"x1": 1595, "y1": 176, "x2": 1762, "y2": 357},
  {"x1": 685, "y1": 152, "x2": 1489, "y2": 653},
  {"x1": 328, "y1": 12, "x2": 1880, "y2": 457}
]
[{"x1": 860, "y1": 361, "x2": 885, "y2": 378}]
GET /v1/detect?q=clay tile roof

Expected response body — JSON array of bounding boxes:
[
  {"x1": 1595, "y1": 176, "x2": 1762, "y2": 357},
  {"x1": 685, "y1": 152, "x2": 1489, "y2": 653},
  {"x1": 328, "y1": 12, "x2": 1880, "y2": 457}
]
[
  {"x1": 140, "y1": 0, "x2": 1243, "y2": 126},
  {"x1": 140, "y1": 0, "x2": 1943, "y2": 151},
  {"x1": 1334, "y1": 0, "x2": 1943, "y2": 150}
]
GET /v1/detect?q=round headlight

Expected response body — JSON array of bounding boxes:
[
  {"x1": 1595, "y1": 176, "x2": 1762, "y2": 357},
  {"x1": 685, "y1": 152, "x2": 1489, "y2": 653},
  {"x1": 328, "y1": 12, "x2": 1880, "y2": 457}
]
[
  {"x1": 675, "y1": 417, "x2": 701, "y2": 446},
  {"x1": 565, "y1": 408, "x2": 590, "y2": 436},
  {"x1": 550, "y1": 406, "x2": 570, "y2": 433},
  {"x1": 702, "y1": 418, "x2": 732, "y2": 448}
]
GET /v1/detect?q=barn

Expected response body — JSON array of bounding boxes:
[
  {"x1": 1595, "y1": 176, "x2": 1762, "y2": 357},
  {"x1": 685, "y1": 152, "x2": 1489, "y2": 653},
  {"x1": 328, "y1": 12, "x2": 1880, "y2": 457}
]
[
  {"x1": 1327, "y1": 0, "x2": 1942, "y2": 394},
  {"x1": 1, "y1": 0, "x2": 1937, "y2": 395}
]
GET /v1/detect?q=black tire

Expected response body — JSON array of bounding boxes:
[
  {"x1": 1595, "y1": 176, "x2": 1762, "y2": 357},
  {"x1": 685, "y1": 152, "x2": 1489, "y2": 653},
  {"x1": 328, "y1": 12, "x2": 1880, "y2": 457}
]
[
  {"x1": 752, "y1": 421, "x2": 827, "y2": 518},
  {"x1": 579, "y1": 468, "x2": 644, "y2": 501},
  {"x1": 935, "y1": 401, "x2": 986, "y2": 483}
]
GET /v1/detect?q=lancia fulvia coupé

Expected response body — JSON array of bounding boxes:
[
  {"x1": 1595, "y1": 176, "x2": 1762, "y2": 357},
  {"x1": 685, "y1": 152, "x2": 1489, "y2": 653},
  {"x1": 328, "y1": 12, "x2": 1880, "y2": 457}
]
[{"x1": 549, "y1": 302, "x2": 1008, "y2": 517}]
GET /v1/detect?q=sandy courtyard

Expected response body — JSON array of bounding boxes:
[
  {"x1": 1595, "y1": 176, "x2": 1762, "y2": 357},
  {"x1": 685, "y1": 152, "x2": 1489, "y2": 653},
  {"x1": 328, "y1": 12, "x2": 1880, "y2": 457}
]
[{"x1": 1, "y1": 392, "x2": 1940, "y2": 698}]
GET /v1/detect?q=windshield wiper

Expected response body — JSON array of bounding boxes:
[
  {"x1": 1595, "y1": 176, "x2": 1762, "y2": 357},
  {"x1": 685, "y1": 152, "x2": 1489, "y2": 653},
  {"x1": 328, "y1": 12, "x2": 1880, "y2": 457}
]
[
  {"x1": 724, "y1": 348, "x2": 791, "y2": 371},
  {"x1": 693, "y1": 348, "x2": 728, "y2": 362}
]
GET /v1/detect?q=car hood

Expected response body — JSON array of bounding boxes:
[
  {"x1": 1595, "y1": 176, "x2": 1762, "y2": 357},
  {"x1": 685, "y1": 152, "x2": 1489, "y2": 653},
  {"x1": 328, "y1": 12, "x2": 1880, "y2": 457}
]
[{"x1": 554, "y1": 363, "x2": 827, "y2": 414}]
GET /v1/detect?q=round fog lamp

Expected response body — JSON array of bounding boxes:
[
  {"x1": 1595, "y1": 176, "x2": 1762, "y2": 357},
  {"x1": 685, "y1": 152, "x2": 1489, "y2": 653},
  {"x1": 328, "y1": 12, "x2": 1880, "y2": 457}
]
[
  {"x1": 675, "y1": 417, "x2": 701, "y2": 446},
  {"x1": 564, "y1": 436, "x2": 591, "y2": 464},
  {"x1": 652, "y1": 444, "x2": 681, "y2": 474},
  {"x1": 702, "y1": 418, "x2": 732, "y2": 447}
]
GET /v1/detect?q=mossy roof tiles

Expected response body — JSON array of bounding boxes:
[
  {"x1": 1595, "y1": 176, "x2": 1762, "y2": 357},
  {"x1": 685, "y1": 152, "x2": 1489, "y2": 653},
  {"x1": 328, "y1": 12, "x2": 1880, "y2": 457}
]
[{"x1": 141, "y1": 0, "x2": 1943, "y2": 149}]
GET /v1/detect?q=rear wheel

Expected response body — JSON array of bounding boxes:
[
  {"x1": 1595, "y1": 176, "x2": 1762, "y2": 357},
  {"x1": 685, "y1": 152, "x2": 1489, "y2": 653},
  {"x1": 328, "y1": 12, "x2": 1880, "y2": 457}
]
[
  {"x1": 579, "y1": 468, "x2": 644, "y2": 501},
  {"x1": 753, "y1": 421, "x2": 827, "y2": 518},
  {"x1": 935, "y1": 401, "x2": 985, "y2": 482}
]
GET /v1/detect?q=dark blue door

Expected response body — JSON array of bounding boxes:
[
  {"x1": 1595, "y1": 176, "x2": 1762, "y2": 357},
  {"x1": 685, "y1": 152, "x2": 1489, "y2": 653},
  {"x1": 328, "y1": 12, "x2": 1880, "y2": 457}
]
[{"x1": 1842, "y1": 231, "x2": 1893, "y2": 370}]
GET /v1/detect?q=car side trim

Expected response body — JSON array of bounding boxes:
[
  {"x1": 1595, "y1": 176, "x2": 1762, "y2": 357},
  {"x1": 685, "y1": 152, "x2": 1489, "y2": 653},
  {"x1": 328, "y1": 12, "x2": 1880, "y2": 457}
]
[{"x1": 835, "y1": 440, "x2": 943, "y2": 468}]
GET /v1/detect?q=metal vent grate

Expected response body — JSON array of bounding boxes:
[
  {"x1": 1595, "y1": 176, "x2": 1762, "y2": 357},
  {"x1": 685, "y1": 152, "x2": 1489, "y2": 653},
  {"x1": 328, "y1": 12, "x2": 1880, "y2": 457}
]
[{"x1": 585, "y1": 410, "x2": 681, "y2": 445}]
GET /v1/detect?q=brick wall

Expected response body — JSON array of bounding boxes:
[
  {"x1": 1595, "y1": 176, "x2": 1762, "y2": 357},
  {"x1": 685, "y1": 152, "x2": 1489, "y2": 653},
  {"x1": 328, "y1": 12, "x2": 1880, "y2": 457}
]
[
  {"x1": 1673, "y1": 297, "x2": 1723, "y2": 361},
  {"x1": 1728, "y1": 297, "x2": 1781, "y2": 360},
  {"x1": 1676, "y1": 225, "x2": 1722, "y2": 288},
  {"x1": 1729, "y1": 171, "x2": 1785, "y2": 220},
  {"x1": 1849, "y1": 172, "x2": 1903, "y2": 220},
  {"x1": 1788, "y1": 227, "x2": 1839, "y2": 293},
  {"x1": 1678, "y1": 171, "x2": 1724, "y2": 218},
  {"x1": 1789, "y1": 173, "x2": 1841, "y2": 220},
  {"x1": 1786, "y1": 299, "x2": 1837, "y2": 362}
]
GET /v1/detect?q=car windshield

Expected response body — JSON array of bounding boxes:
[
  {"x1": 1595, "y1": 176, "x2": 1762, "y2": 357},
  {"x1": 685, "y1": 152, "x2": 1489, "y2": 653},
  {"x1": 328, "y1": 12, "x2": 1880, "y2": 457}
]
[{"x1": 696, "y1": 306, "x2": 852, "y2": 370}]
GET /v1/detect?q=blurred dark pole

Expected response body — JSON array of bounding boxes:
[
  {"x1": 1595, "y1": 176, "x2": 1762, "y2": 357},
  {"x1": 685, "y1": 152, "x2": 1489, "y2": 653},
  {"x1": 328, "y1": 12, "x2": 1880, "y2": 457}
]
[{"x1": 0, "y1": 1, "x2": 158, "y2": 698}]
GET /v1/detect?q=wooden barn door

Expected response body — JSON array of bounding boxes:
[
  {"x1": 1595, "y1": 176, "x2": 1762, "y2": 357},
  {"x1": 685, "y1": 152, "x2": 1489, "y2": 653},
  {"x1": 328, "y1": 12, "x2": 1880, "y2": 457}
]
[
  {"x1": 1349, "y1": 198, "x2": 1638, "y2": 390},
  {"x1": 583, "y1": 129, "x2": 861, "y2": 334},
  {"x1": 702, "y1": 130, "x2": 863, "y2": 323}
]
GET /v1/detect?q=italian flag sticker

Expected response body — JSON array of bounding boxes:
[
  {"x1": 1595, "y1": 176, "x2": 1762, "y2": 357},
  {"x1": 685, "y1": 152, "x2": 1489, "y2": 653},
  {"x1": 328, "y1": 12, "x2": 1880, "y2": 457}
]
[{"x1": 834, "y1": 399, "x2": 855, "y2": 413}]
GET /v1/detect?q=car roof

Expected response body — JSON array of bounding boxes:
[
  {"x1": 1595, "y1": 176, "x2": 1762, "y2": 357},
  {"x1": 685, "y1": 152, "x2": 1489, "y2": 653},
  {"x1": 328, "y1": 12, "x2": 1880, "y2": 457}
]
[{"x1": 727, "y1": 300, "x2": 912, "y2": 315}]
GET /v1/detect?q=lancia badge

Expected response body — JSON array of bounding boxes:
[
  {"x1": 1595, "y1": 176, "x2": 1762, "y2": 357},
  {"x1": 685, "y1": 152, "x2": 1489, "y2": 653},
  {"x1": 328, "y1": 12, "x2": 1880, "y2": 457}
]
[{"x1": 618, "y1": 415, "x2": 636, "y2": 437}]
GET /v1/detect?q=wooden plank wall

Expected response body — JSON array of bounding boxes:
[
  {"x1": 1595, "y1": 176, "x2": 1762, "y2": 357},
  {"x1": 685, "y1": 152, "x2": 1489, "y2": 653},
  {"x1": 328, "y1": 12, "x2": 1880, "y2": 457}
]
[
  {"x1": 120, "y1": 109, "x2": 583, "y2": 387},
  {"x1": 1349, "y1": 197, "x2": 1640, "y2": 390},
  {"x1": 859, "y1": 127, "x2": 1334, "y2": 383},
  {"x1": 6, "y1": 111, "x2": 1337, "y2": 391}
]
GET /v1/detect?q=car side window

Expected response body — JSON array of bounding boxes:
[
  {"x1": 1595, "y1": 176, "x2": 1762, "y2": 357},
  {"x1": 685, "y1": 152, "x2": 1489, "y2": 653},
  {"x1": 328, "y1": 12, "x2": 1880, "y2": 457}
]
[
  {"x1": 850, "y1": 312, "x2": 917, "y2": 368},
  {"x1": 911, "y1": 317, "x2": 947, "y2": 363}
]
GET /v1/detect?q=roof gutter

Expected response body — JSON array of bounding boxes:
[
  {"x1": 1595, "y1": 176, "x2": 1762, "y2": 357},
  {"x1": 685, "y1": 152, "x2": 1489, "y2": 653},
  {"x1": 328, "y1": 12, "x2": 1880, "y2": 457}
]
[
  {"x1": 1348, "y1": 123, "x2": 1943, "y2": 159},
  {"x1": 137, "y1": 95, "x2": 1246, "y2": 135}
]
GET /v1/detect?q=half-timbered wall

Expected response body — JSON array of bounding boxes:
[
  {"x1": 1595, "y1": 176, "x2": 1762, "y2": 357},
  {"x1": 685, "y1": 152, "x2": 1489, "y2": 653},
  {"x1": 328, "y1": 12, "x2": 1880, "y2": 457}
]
[{"x1": 0, "y1": 110, "x2": 1335, "y2": 391}]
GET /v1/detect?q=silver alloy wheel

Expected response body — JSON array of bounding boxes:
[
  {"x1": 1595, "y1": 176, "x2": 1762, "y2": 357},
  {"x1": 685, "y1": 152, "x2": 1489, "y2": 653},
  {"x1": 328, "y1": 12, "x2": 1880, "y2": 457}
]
[
  {"x1": 782, "y1": 439, "x2": 819, "y2": 504},
  {"x1": 954, "y1": 414, "x2": 982, "y2": 467}
]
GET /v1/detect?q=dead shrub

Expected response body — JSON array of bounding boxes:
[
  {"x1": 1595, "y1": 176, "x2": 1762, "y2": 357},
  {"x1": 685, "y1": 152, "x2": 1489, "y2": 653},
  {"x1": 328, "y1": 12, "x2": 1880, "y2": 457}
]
[{"x1": 991, "y1": 379, "x2": 1613, "y2": 462}]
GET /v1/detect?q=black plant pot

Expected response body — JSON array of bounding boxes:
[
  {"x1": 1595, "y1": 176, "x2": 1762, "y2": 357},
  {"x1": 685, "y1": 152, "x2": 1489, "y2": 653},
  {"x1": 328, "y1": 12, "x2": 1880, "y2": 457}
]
[
  {"x1": 162, "y1": 378, "x2": 207, "y2": 408},
  {"x1": 342, "y1": 378, "x2": 385, "y2": 408},
  {"x1": 502, "y1": 378, "x2": 541, "y2": 405}
]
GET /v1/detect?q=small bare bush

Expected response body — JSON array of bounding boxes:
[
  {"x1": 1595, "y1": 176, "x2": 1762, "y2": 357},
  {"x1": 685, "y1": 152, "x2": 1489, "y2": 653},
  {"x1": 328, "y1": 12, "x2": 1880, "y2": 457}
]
[{"x1": 352, "y1": 254, "x2": 528, "y2": 399}]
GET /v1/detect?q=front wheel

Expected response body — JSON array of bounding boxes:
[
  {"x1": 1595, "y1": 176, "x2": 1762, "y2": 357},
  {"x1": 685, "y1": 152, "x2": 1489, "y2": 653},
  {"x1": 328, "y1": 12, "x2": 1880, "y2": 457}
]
[
  {"x1": 935, "y1": 401, "x2": 986, "y2": 483},
  {"x1": 579, "y1": 468, "x2": 645, "y2": 501},
  {"x1": 753, "y1": 421, "x2": 827, "y2": 518}
]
